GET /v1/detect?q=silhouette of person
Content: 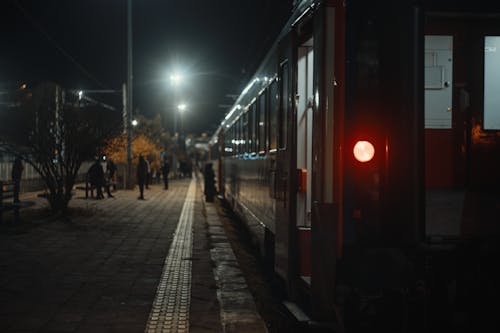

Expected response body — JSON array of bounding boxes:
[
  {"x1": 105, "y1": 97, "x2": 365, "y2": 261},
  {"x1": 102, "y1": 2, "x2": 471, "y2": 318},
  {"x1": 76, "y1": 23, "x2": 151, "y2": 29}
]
[
  {"x1": 106, "y1": 158, "x2": 117, "y2": 191},
  {"x1": 156, "y1": 168, "x2": 161, "y2": 184},
  {"x1": 11, "y1": 157, "x2": 23, "y2": 203},
  {"x1": 145, "y1": 158, "x2": 151, "y2": 189},
  {"x1": 88, "y1": 159, "x2": 105, "y2": 199},
  {"x1": 137, "y1": 155, "x2": 148, "y2": 200},
  {"x1": 161, "y1": 158, "x2": 170, "y2": 190}
]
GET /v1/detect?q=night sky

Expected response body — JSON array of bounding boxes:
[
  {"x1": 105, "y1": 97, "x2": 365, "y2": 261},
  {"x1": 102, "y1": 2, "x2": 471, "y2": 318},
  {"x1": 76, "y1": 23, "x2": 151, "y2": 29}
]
[{"x1": 0, "y1": 0, "x2": 293, "y2": 135}]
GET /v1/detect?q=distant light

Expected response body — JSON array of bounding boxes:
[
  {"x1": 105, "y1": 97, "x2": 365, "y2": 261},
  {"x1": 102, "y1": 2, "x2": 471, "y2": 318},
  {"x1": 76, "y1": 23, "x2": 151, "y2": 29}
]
[
  {"x1": 19, "y1": 83, "x2": 27, "y2": 90},
  {"x1": 177, "y1": 103, "x2": 187, "y2": 112},
  {"x1": 132, "y1": 119, "x2": 138, "y2": 126},
  {"x1": 170, "y1": 73, "x2": 183, "y2": 86},
  {"x1": 78, "y1": 90, "x2": 83, "y2": 100},
  {"x1": 353, "y1": 140, "x2": 375, "y2": 162}
]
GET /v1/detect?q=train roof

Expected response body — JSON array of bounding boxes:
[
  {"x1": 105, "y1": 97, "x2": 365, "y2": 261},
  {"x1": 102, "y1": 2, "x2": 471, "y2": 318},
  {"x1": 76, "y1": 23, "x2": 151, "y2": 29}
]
[
  {"x1": 209, "y1": 0, "x2": 315, "y2": 145},
  {"x1": 209, "y1": 0, "x2": 500, "y2": 147}
]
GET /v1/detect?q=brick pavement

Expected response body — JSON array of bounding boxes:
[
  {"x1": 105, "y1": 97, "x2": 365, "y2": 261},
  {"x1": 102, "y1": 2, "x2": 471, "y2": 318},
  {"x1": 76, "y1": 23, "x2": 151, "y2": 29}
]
[{"x1": 0, "y1": 176, "x2": 266, "y2": 333}]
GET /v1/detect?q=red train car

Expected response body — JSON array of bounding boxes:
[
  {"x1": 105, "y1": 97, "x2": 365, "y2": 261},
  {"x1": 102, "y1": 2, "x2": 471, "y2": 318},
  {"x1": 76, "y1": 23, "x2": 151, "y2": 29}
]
[{"x1": 210, "y1": 0, "x2": 500, "y2": 330}]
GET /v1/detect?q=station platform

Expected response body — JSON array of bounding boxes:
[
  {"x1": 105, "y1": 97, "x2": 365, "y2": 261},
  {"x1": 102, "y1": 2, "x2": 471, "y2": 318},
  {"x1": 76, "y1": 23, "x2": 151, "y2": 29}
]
[{"x1": 0, "y1": 175, "x2": 267, "y2": 333}]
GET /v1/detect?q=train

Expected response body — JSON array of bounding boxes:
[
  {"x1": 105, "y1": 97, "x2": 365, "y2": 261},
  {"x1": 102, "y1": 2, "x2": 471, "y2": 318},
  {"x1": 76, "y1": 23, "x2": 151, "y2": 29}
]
[{"x1": 209, "y1": 0, "x2": 500, "y2": 331}]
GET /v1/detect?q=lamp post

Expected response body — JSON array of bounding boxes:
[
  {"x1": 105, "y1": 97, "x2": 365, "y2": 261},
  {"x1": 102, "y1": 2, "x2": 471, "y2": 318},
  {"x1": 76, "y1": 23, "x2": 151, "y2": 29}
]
[
  {"x1": 125, "y1": 0, "x2": 134, "y2": 189},
  {"x1": 176, "y1": 103, "x2": 187, "y2": 135},
  {"x1": 176, "y1": 103, "x2": 188, "y2": 152},
  {"x1": 169, "y1": 72, "x2": 183, "y2": 136}
]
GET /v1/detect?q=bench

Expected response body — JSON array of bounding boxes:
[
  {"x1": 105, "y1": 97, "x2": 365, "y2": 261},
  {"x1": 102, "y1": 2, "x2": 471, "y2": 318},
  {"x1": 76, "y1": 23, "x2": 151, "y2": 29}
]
[
  {"x1": 75, "y1": 180, "x2": 95, "y2": 199},
  {"x1": 76, "y1": 180, "x2": 104, "y2": 199},
  {"x1": 75, "y1": 177, "x2": 115, "y2": 199},
  {"x1": 1, "y1": 180, "x2": 21, "y2": 223}
]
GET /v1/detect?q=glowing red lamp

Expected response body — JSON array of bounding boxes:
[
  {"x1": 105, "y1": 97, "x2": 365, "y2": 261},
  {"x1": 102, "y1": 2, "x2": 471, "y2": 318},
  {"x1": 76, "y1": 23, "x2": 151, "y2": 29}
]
[{"x1": 353, "y1": 140, "x2": 375, "y2": 162}]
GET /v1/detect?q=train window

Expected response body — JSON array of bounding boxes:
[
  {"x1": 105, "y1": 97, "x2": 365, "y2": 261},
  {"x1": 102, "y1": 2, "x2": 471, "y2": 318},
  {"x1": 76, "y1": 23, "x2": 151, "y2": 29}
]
[
  {"x1": 235, "y1": 122, "x2": 240, "y2": 155},
  {"x1": 233, "y1": 124, "x2": 238, "y2": 156},
  {"x1": 269, "y1": 80, "x2": 278, "y2": 150},
  {"x1": 235, "y1": 118, "x2": 240, "y2": 155},
  {"x1": 484, "y1": 36, "x2": 500, "y2": 130},
  {"x1": 230, "y1": 125, "x2": 235, "y2": 156},
  {"x1": 279, "y1": 61, "x2": 289, "y2": 149},
  {"x1": 234, "y1": 119, "x2": 238, "y2": 155},
  {"x1": 224, "y1": 129, "x2": 232, "y2": 156},
  {"x1": 258, "y1": 93, "x2": 266, "y2": 153},
  {"x1": 238, "y1": 117, "x2": 244, "y2": 155},
  {"x1": 242, "y1": 111, "x2": 249, "y2": 153},
  {"x1": 232, "y1": 125, "x2": 237, "y2": 156},
  {"x1": 249, "y1": 103, "x2": 256, "y2": 153}
]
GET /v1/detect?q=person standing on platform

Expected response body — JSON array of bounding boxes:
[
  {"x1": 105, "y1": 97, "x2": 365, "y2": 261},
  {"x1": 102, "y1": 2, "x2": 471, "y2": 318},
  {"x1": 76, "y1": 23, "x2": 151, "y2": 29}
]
[
  {"x1": 88, "y1": 159, "x2": 104, "y2": 199},
  {"x1": 103, "y1": 162, "x2": 114, "y2": 199},
  {"x1": 161, "y1": 158, "x2": 170, "y2": 190},
  {"x1": 106, "y1": 158, "x2": 117, "y2": 191},
  {"x1": 11, "y1": 157, "x2": 23, "y2": 203},
  {"x1": 156, "y1": 167, "x2": 161, "y2": 184},
  {"x1": 145, "y1": 157, "x2": 151, "y2": 189},
  {"x1": 137, "y1": 155, "x2": 148, "y2": 200}
]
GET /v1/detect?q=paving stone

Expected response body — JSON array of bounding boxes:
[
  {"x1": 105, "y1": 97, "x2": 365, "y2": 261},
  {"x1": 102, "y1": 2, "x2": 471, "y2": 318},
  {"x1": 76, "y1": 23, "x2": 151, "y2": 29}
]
[{"x1": 1, "y1": 177, "x2": 267, "y2": 333}]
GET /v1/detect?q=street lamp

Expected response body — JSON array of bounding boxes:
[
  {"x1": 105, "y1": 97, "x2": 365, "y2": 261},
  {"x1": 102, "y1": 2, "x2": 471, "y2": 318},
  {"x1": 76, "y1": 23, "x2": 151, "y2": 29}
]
[
  {"x1": 126, "y1": 0, "x2": 133, "y2": 190},
  {"x1": 169, "y1": 73, "x2": 183, "y2": 87},
  {"x1": 169, "y1": 71, "x2": 184, "y2": 134},
  {"x1": 176, "y1": 103, "x2": 188, "y2": 152},
  {"x1": 175, "y1": 103, "x2": 187, "y2": 136}
]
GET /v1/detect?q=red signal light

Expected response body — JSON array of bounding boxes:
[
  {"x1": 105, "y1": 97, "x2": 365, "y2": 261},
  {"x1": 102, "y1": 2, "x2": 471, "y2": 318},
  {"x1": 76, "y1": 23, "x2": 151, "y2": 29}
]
[{"x1": 353, "y1": 140, "x2": 375, "y2": 162}]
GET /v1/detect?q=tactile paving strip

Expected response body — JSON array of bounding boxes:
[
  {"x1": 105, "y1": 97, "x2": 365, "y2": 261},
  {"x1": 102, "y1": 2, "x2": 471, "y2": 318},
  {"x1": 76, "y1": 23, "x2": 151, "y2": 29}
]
[{"x1": 145, "y1": 178, "x2": 196, "y2": 333}]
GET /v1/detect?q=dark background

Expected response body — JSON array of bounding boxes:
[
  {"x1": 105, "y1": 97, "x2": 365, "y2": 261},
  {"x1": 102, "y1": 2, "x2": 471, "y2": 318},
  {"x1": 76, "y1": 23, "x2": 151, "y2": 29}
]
[{"x1": 0, "y1": 0, "x2": 293, "y2": 135}]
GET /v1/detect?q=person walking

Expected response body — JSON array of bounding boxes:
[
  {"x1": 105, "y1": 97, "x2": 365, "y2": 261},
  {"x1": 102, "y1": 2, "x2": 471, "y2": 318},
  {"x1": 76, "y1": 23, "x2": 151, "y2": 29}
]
[
  {"x1": 88, "y1": 159, "x2": 104, "y2": 199},
  {"x1": 11, "y1": 157, "x2": 23, "y2": 203},
  {"x1": 161, "y1": 158, "x2": 170, "y2": 190},
  {"x1": 155, "y1": 168, "x2": 161, "y2": 184},
  {"x1": 103, "y1": 171, "x2": 114, "y2": 199},
  {"x1": 137, "y1": 154, "x2": 148, "y2": 200},
  {"x1": 145, "y1": 157, "x2": 151, "y2": 189},
  {"x1": 106, "y1": 158, "x2": 117, "y2": 191}
]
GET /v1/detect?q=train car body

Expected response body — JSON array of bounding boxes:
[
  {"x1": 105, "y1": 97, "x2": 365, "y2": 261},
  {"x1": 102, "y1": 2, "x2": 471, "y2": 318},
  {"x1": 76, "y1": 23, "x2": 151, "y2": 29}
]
[{"x1": 210, "y1": 0, "x2": 500, "y2": 330}]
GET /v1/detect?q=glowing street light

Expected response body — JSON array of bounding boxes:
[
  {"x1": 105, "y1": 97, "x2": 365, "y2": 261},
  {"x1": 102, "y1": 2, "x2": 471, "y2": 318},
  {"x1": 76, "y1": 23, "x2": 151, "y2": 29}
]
[
  {"x1": 131, "y1": 119, "x2": 138, "y2": 126},
  {"x1": 175, "y1": 103, "x2": 188, "y2": 136},
  {"x1": 169, "y1": 73, "x2": 183, "y2": 87}
]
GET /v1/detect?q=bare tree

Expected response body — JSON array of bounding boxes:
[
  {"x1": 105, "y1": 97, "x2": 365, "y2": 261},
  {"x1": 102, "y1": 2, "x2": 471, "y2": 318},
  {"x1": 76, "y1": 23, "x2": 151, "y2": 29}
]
[{"x1": 0, "y1": 81, "x2": 121, "y2": 216}]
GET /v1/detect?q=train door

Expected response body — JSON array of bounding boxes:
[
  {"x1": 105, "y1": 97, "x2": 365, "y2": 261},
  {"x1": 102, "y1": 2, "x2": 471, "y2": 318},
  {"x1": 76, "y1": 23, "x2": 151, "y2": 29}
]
[
  {"x1": 425, "y1": 17, "x2": 500, "y2": 240},
  {"x1": 295, "y1": 38, "x2": 314, "y2": 283},
  {"x1": 274, "y1": 53, "x2": 294, "y2": 284},
  {"x1": 424, "y1": 35, "x2": 463, "y2": 238},
  {"x1": 310, "y1": 3, "x2": 344, "y2": 321}
]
